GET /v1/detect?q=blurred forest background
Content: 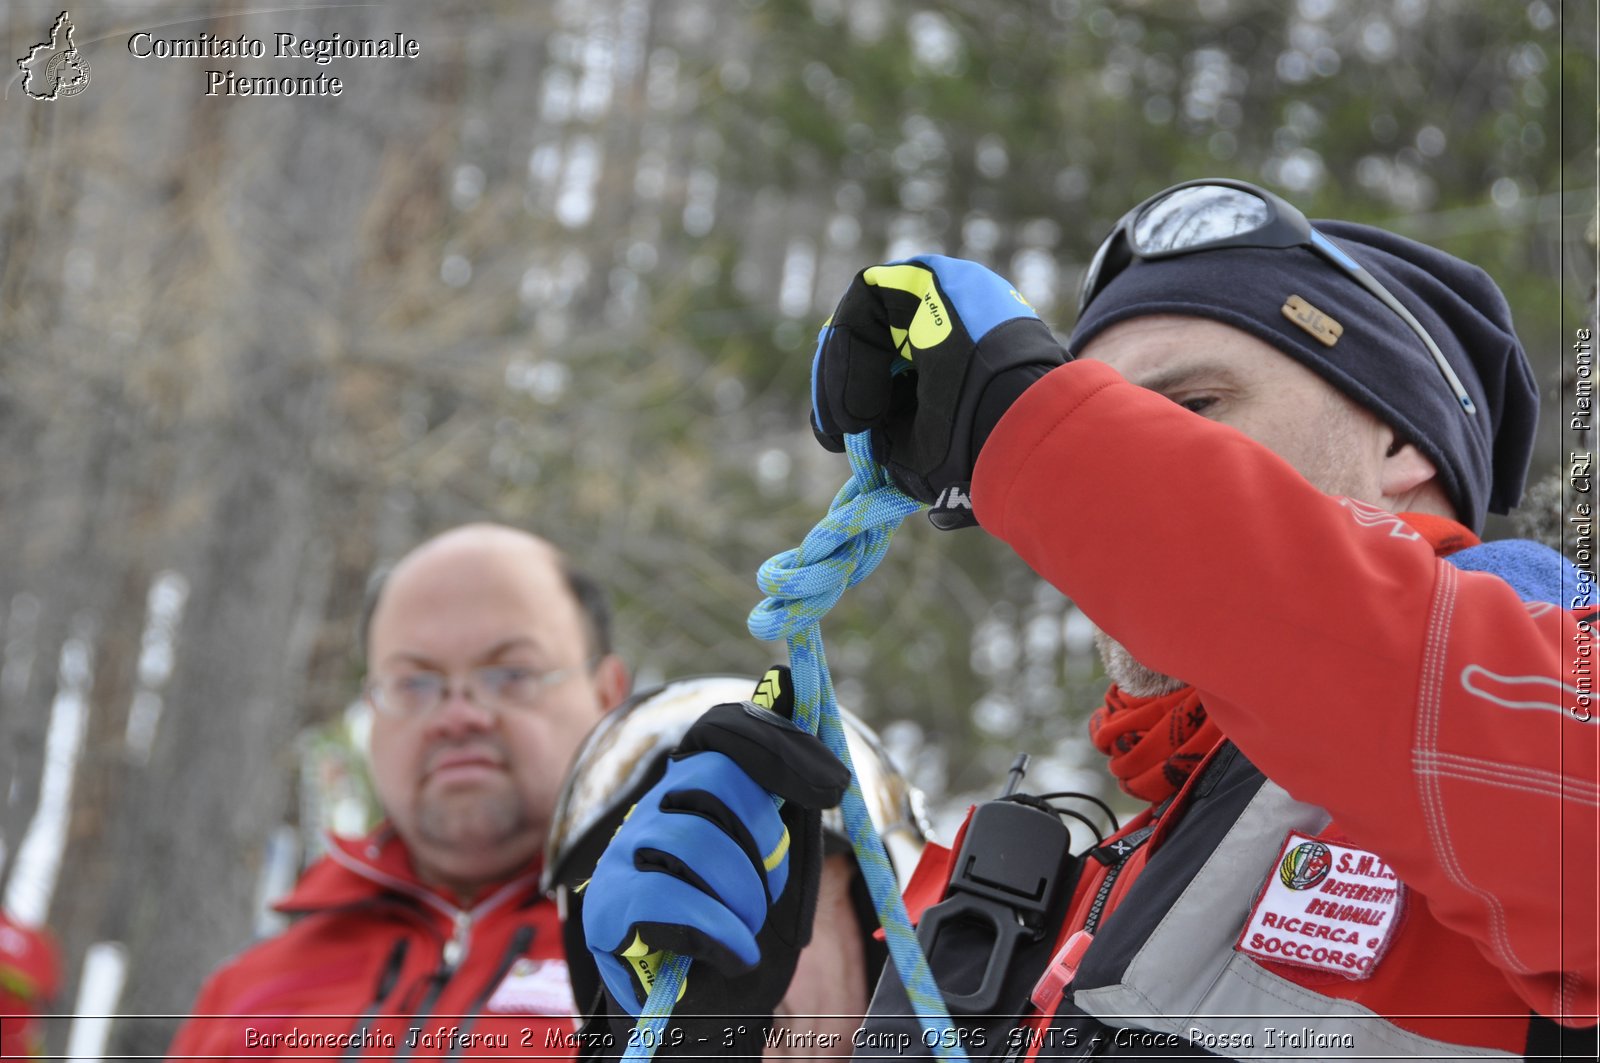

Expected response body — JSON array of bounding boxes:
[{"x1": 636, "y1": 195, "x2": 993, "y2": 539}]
[{"x1": 0, "y1": 0, "x2": 1594, "y2": 1056}]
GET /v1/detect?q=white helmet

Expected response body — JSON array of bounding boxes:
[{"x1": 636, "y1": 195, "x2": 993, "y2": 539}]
[{"x1": 543, "y1": 674, "x2": 931, "y2": 896}]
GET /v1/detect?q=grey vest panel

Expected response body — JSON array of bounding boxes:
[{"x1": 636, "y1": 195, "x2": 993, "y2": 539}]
[{"x1": 1072, "y1": 778, "x2": 1516, "y2": 1059}]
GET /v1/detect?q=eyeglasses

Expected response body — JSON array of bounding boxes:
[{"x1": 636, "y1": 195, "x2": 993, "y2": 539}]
[
  {"x1": 365, "y1": 663, "x2": 588, "y2": 720},
  {"x1": 1077, "y1": 178, "x2": 1477, "y2": 416}
]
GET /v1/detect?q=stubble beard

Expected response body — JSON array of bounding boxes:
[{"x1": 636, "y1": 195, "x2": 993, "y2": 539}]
[
  {"x1": 416, "y1": 785, "x2": 534, "y2": 856},
  {"x1": 1093, "y1": 627, "x2": 1186, "y2": 698}
]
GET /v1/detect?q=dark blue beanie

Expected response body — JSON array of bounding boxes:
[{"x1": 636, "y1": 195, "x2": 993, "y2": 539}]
[{"x1": 1066, "y1": 220, "x2": 1539, "y2": 532}]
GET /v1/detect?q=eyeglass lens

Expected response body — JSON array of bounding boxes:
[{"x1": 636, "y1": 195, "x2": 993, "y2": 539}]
[{"x1": 376, "y1": 666, "x2": 552, "y2": 717}]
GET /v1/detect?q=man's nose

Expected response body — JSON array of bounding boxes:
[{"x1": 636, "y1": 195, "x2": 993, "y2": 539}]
[{"x1": 425, "y1": 683, "x2": 495, "y2": 734}]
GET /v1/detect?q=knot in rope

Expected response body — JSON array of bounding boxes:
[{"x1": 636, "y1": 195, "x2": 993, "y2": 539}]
[{"x1": 747, "y1": 436, "x2": 923, "y2": 644}]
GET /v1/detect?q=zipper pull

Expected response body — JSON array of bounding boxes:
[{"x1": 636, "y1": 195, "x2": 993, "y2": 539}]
[
  {"x1": 442, "y1": 910, "x2": 471, "y2": 972},
  {"x1": 1029, "y1": 930, "x2": 1093, "y2": 1011}
]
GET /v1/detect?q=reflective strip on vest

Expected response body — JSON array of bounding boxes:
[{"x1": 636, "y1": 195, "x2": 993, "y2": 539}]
[{"x1": 1071, "y1": 779, "x2": 1517, "y2": 1059}]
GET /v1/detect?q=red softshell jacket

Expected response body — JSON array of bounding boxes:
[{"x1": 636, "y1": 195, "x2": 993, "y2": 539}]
[
  {"x1": 0, "y1": 912, "x2": 60, "y2": 1058},
  {"x1": 168, "y1": 827, "x2": 577, "y2": 1060},
  {"x1": 967, "y1": 360, "x2": 1597, "y2": 1036}
]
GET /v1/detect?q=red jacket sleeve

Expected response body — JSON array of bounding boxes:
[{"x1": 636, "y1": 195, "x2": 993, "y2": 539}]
[
  {"x1": 972, "y1": 359, "x2": 1598, "y2": 1023},
  {"x1": 166, "y1": 975, "x2": 223, "y2": 1060}
]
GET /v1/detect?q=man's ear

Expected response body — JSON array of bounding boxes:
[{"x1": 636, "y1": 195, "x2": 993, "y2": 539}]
[
  {"x1": 593, "y1": 654, "x2": 631, "y2": 712},
  {"x1": 1380, "y1": 437, "x2": 1453, "y2": 516}
]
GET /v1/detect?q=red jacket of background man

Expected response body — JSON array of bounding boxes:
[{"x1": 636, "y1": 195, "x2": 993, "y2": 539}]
[
  {"x1": 168, "y1": 826, "x2": 579, "y2": 1061},
  {"x1": 0, "y1": 910, "x2": 61, "y2": 1059},
  {"x1": 886, "y1": 360, "x2": 1595, "y2": 1058}
]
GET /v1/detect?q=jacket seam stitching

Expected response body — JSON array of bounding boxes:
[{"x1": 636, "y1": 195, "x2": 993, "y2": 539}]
[
  {"x1": 1416, "y1": 562, "x2": 1529, "y2": 975},
  {"x1": 1413, "y1": 756, "x2": 1600, "y2": 808},
  {"x1": 1418, "y1": 765, "x2": 1593, "y2": 805}
]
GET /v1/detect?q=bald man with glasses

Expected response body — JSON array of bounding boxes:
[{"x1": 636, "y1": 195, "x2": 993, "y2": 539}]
[{"x1": 171, "y1": 524, "x2": 630, "y2": 1060}]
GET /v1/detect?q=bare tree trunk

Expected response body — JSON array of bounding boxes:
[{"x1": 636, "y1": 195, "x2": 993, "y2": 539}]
[
  {"x1": 0, "y1": 99, "x2": 87, "y2": 893},
  {"x1": 89, "y1": 6, "x2": 413, "y2": 1049}
]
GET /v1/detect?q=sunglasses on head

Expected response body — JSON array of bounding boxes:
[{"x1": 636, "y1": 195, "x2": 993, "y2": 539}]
[{"x1": 1076, "y1": 179, "x2": 1477, "y2": 416}]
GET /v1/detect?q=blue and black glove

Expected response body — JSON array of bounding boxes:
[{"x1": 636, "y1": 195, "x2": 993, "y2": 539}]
[
  {"x1": 581, "y1": 679, "x2": 850, "y2": 1032},
  {"x1": 811, "y1": 255, "x2": 1066, "y2": 528}
]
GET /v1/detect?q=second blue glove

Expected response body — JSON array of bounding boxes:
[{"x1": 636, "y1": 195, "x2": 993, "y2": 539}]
[{"x1": 581, "y1": 695, "x2": 850, "y2": 1022}]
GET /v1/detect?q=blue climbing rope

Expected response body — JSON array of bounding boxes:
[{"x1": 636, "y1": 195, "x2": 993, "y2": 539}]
[{"x1": 621, "y1": 432, "x2": 968, "y2": 1063}]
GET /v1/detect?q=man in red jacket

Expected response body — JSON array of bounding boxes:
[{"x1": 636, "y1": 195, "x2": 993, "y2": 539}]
[
  {"x1": 170, "y1": 524, "x2": 631, "y2": 1060},
  {"x1": 0, "y1": 910, "x2": 60, "y2": 1059},
  {"x1": 582, "y1": 181, "x2": 1596, "y2": 1058}
]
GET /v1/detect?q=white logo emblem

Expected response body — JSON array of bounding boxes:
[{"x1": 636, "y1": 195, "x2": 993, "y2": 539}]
[{"x1": 17, "y1": 11, "x2": 91, "y2": 101}]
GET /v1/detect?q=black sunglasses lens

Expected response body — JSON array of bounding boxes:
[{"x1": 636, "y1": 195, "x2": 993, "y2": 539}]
[{"x1": 1130, "y1": 185, "x2": 1272, "y2": 256}]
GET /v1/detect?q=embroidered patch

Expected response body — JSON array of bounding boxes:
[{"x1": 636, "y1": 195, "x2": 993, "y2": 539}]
[
  {"x1": 485, "y1": 957, "x2": 577, "y2": 1015},
  {"x1": 1282, "y1": 294, "x2": 1343, "y2": 347},
  {"x1": 1236, "y1": 830, "x2": 1404, "y2": 980}
]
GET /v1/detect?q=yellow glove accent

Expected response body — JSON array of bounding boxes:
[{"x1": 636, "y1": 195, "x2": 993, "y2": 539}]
[
  {"x1": 752, "y1": 667, "x2": 784, "y2": 710},
  {"x1": 621, "y1": 932, "x2": 686, "y2": 1001},
  {"x1": 762, "y1": 826, "x2": 791, "y2": 873},
  {"x1": 862, "y1": 263, "x2": 953, "y2": 356},
  {"x1": 609, "y1": 802, "x2": 636, "y2": 842}
]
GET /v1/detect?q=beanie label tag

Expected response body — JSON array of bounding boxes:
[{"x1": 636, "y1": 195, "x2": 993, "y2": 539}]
[{"x1": 1282, "y1": 295, "x2": 1344, "y2": 348}]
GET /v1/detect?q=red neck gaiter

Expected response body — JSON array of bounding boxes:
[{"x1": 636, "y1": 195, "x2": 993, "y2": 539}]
[
  {"x1": 1090, "y1": 685, "x2": 1219, "y2": 803},
  {"x1": 1089, "y1": 510, "x2": 1478, "y2": 803}
]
